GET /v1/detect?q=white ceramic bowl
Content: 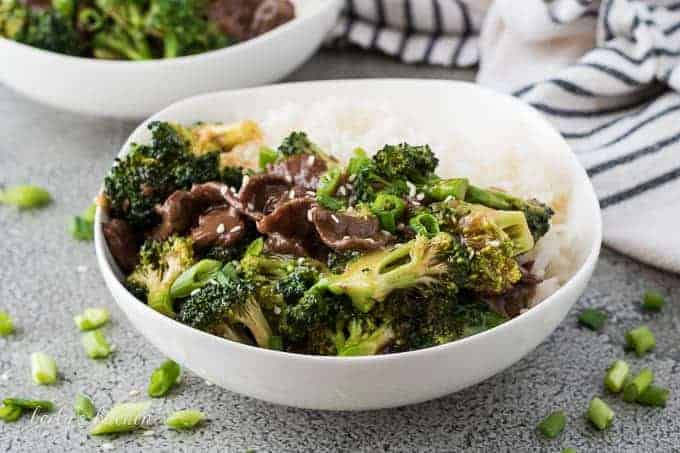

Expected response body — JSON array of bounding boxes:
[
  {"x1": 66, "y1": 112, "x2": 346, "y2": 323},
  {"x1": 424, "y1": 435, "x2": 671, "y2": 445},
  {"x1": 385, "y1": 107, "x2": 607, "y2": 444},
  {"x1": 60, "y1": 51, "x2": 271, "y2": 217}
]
[
  {"x1": 0, "y1": 0, "x2": 342, "y2": 119},
  {"x1": 95, "y1": 79, "x2": 602, "y2": 411}
]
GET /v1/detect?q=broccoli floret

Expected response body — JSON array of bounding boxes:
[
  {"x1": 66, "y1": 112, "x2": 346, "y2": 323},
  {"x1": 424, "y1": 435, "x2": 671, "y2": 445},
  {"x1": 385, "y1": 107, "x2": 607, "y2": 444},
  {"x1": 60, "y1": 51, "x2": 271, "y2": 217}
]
[
  {"x1": 240, "y1": 254, "x2": 321, "y2": 301},
  {"x1": 92, "y1": 0, "x2": 152, "y2": 59},
  {"x1": 104, "y1": 121, "x2": 224, "y2": 228},
  {"x1": 279, "y1": 286, "x2": 350, "y2": 343},
  {"x1": 145, "y1": 0, "x2": 230, "y2": 58},
  {"x1": 127, "y1": 236, "x2": 194, "y2": 317},
  {"x1": 372, "y1": 143, "x2": 438, "y2": 184},
  {"x1": 277, "y1": 131, "x2": 337, "y2": 166},
  {"x1": 465, "y1": 185, "x2": 553, "y2": 241},
  {"x1": 333, "y1": 317, "x2": 395, "y2": 356},
  {"x1": 320, "y1": 232, "x2": 456, "y2": 313},
  {"x1": 347, "y1": 148, "x2": 408, "y2": 203},
  {"x1": 177, "y1": 270, "x2": 272, "y2": 347},
  {"x1": 12, "y1": 8, "x2": 82, "y2": 55},
  {"x1": 458, "y1": 209, "x2": 523, "y2": 295}
]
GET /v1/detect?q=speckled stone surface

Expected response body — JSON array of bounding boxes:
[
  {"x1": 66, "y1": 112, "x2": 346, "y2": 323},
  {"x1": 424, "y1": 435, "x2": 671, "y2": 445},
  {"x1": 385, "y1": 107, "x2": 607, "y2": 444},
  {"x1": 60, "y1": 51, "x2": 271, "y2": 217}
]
[{"x1": 1, "y1": 49, "x2": 679, "y2": 453}]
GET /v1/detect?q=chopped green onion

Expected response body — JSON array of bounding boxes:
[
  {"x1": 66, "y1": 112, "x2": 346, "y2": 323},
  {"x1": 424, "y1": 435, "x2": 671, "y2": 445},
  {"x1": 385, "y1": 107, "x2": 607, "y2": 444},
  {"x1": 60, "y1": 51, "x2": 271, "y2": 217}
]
[
  {"x1": 636, "y1": 385, "x2": 669, "y2": 407},
  {"x1": 316, "y1": 194, "x2": 346, "y2": 211},
  {"x1": 537, "y1": 410, "x2": 566, "y2": 438},
  {"x1": 81, "y1": 330, "x2": 112, "y2": 359},
  {"x1": 371, "y1": 193, "x2": 406, "y2": 233},
  {"x1": 69, "y1": 204, "x2": 97, "y2": 241},
  {"x1": 147, "y1": 360, "x2": 181, "y2": 397},
  {"x1": 77, "y1": 7, "x2": 104, "y2": 32},
  {"x1": 73, "y1": 307, "x2": 110, "y2": 331},
  {"x1": 0, "y1": 310, "x2": 14, "y2": 336},
  {"x1": 0, "y1": 185, "x2": 51, "y2": 209},
  {"x1": 642, "y1": 290, "x2": 665, "y2": 311},
  {"x1": 31, "y1": 352, "x2": 57, "y2": 385},
  {"x1": 89, "y1": 401, "x2": 151, "y2": 435},
  {"x1": 604, "y1": 360, "x2": 629, "y2": 393},
  {"x1": 52, "y1": 0, "x2": 75, "y2": 17},
  {"x1": 587, "y1": 397, "x2": 614, "y2": 431},
  {"x1": 165, "y1": 409, "x2": 205, "y2": 430},
  {"x1": 0, "y1": 404, "x2": 22, "y2": 422},
  {"x1": 578, "y1": 308, "x2": 607, "y2": 331},
  {"x1": 409, "y1": 212, "x2": 440, "y2": 237},
  {"x1": 317, "y1": 167, "x2": 343, "y2": 198},
  {"x1": 268, "y1": 336, "x2": 283, "y2": 351},
  {"x1": 623, "y1": 368, "x2": 654, "y2": 403},
  {"x1": 625, "y1": 325, "x2": 655, "y2": 356},
  {"x1": 3, "y1": 398, "x2": 54, "y2": 411},
  {"x1": 425, "y1": 178, "x2": 469, "y2": 201},
  {"x1": 258, "y1": 146, "x2": 278, "y2": 170},
  {"x1": 74, "y1": 394, "x2": 96, "y2": 420},
  {"x1": 170, "y1": 259, "x2": 222, "y2": 299}
]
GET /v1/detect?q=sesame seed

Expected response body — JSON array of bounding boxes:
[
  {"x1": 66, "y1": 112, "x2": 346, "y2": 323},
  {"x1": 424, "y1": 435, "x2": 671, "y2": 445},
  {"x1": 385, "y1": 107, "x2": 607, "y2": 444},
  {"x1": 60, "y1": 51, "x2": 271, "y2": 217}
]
[
  {"x1": 381, "y1": 230, "x2": 391, "y2": 236},
  {"x1": 411, "y1": 201, "x2": 421, "y2": 206},
  {"x1": 247, "y1": 202, "x2": 255, "y2": 211},
  {"x1": 230, "y1": 225, "x2": 242, "y2": 233},
  {"x1": 307, "y1": 210, "x2": 313, "y2": 222},
  {"x1": 406, "y1": 181, "x2": 416, "y2": 197},
  {"x1": 285, "y1": 175, "x2": 293, "y2": 183},
  {"x1": 444, "y1": 195, "x2": 453, "y2": 203},
  {"x1": 348, "y1": 174, "x2": 357, "y2": 182},
  {"x1": 416, "y1": 192, "x2": 425, "y2": 201},
  {"x1": 230, "y1": 186, "x2": 237, "y2": 194},
  {"x1": 242, "y1": 175, "x2": 250, "y2": 186},
  {"x1": 307, "y1": 155, "x2": 315, "y2": 166},
  {"x1": 342, "y1": 235, "x2": 350, "y2": 240},
  {"x1": 220, "y1": 186, "x2": 228, "y2": 196},
  {"x1": 337, "y1": 186, "x2": 346, "y2": 196},
  {"x1": 331, "y1": 214, "x2": 340, "y2": 224},
  {"x1": 273, "y1": 306, "x2": 282, "y2": 315},
  {"x1": 216, "y1": 223, "x2": 225, "y2": 234},
  {"x1": 289, "y1": 189, "x2": 295, "y2": 199}
]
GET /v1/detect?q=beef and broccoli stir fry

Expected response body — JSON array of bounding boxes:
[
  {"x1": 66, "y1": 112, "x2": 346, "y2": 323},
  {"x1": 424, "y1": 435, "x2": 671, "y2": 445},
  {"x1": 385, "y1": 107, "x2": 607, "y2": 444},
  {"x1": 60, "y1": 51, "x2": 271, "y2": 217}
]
[
  {"x1": 0, "y1": 0, "x2": 294, "y2": 59},
  {"x1": 99, "y1": 120, "x2": 555, "y2": 356}
]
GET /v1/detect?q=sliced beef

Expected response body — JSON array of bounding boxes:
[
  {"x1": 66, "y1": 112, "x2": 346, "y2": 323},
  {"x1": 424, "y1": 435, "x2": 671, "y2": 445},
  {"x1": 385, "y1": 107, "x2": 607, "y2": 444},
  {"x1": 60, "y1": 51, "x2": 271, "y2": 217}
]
[
  {"x1": 267, "y1": 153, "x2": 328, "y2": 191},
  {"x1": 257, "y1": 197, "x2": 315, "y2": 237},
  {"x1": 483, "y1": 271, "x2": 539, "y2": 318},
  {"x1": 265, "y1": 233, "x2": 310, "y2": 257},
  {"x1": 150, "y1": 190, "x2": 198, "y2": 241},
  {"x1": 190, "y1": 206, "x2": 246, "y2": 249},
  {"x1": 150, "y1": 182, "x2": 233, "y2": 241},
  {"x1": 208, "y1": 0, "x2": 260, "y2": 41},
  {"x1": 225, "y1": 173, "x2": 292, "y2": 221},
  {"x1": 251, "y1": 0, "x2": 295, "y2": 36},
  {"x1": 310, "y1": 207, "x2": 388, "y2": 252},
  {"x1": 103, "y1": 219, "x2": 140, "y2": 274}
]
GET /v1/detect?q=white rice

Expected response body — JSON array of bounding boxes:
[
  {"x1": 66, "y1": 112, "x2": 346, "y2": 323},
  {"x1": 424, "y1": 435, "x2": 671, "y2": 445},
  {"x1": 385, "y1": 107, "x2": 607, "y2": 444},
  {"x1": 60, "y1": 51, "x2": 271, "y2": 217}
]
[{"x1": 255, "y1": 97, "x2": 578, "y2": 304}]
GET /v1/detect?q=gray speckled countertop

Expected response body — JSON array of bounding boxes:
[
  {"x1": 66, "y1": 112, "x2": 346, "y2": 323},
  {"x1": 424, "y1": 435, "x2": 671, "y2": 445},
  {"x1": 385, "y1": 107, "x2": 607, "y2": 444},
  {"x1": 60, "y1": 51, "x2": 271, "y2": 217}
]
[{"x1": 1, "y1": 49, "x2": 679, "y2": 453}]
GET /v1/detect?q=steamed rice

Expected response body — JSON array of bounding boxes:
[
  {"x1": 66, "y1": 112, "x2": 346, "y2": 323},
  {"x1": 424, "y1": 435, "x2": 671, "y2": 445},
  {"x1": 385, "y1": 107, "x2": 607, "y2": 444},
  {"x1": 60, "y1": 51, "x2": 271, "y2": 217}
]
[{"x1": 240, "y1": 97, "x2": 578, "y2": 305}]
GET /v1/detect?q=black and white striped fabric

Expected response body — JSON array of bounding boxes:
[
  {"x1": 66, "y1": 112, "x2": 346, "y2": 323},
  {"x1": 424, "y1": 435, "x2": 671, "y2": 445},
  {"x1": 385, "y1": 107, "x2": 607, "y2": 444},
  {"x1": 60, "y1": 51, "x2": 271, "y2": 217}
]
[{"x1": 331, "y1": 0, "x2": 680, "y2": 273}]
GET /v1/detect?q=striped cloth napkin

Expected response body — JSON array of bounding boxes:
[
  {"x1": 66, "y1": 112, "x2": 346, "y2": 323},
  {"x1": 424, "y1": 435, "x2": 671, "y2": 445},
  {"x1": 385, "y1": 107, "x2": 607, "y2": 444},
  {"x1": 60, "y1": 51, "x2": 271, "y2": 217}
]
[{"x1": 330, "y1": 0, "x2": 680, "y2": 274}]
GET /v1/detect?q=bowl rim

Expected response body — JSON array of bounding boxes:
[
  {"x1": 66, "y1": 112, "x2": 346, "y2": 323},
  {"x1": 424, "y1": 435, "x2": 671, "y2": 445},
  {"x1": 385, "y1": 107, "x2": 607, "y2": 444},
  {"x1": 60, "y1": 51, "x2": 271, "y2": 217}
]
[
  {"x1": 95, "y1": 78, "x2": 603, "y2": 363},
  {"x1": 0, "y1": 0, "x2": 342, "y2": 67}
]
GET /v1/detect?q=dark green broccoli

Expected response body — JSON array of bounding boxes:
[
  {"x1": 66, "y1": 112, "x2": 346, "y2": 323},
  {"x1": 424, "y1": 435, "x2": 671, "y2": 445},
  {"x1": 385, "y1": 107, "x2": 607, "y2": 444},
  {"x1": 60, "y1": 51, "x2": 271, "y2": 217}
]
[
  {"x1": 279, "y1": 286, "x2": 351, "y2": 343},
  {"x1": 177, "y1": 269, "x2": 272, "y2": 347},
  {"x1": 277, "y1": 131, "x2": 337, "y2": 165},
  {"x1": 240, "y1": 254, "x2": 321, "y2": 300},
  {"x1": 8, "y1": 5, "x2": 82, "y2": 55},
  {"x1": 372, "y1": 143, "x2": 438, "y2": 184},
  {"x1": 145, "y1": 0, "x2": 231, "y2": 58},
  {"x1": 127, "y1": 236, "x2": 194, "y2": 317},
  {"x1": 333, "y1": 317, "x2": 395, "y2": 356},
  {"x1": 104, "y1": 121, "x2": 226, "y2": 228},
  {"x1": 92, "y1": 0, "x2": 152, "y2": 59},
  {"x1": 347, "y1": 148, "x2": 408, "y2": 203},
  {"x1": 465, "y1": 185, "x2": 554, "y2": 241}
]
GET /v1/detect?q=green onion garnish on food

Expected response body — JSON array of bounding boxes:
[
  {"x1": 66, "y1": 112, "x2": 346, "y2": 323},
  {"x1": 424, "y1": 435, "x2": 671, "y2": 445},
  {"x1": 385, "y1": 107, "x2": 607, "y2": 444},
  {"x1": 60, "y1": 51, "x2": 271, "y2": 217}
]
[
  {"x1": 258, "y1": 146, "x2": 278, "y2": 170},
  {"x1": 147, "y1": 360, "x2": 181, "y2": 397},
  {"x1": 578, "y1": 308, "x2": 607, "y2": 331},
  {"x1": 0, "y1": 404, "x2": 22, "y2": 422},
  {"x1": 0, "y1": 310, "x2": 14, "y2": 336},
  {"x1": 89, "y1": 401, "x2": 151, "y2": 435},
  {"x1": 642, "y1": 290, "x2": 666, "y2": 311},
  {"x1": 636, "y1": 385, "x2": 670, "y2": 407},
  {"x1": 537, "y1": 410, "x2": 567, "y2": 438},
  {"x1": 623, "y1": 368, "x2": 654, "y2": 403},
  {"x1": 165, "y1": 409, "x2": 205, "y2": 430},
  {"x1": 587, "y1": 397, "x2": 614, "y2": 431},
  {"x1": 74, "y1": 394, "x2": 97, "y2": 420},
  {"x1": 74, "y1": 307, "x2": 110, "y2": 331},
  {"x1": 604, "y1": 360, "x2": 629, "y2": 393},
  {"x1": 625, "y1": 326, "x2": 656, "y2": 356},
  {"x1": 30, "y1": 352, "x2": 58, "y2": 385},
  {"x1": 0, "y1": 185, "x2": 51, "y2": 209},
  {"x1": 81, "y1": 330, "x2": 112, "y2": 359}
]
